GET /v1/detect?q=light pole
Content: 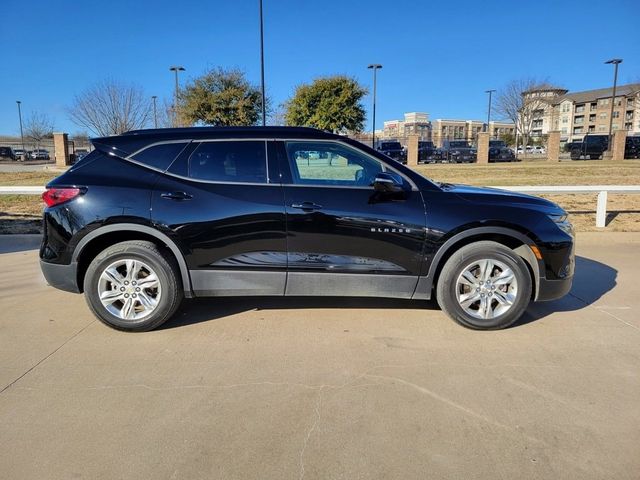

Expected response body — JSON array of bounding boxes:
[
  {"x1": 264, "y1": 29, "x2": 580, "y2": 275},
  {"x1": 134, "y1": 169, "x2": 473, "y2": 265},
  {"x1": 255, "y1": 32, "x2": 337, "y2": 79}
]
[
  {"x1": 151, "y1": 96, "x2": 158, "y2": 128},
  {"x1": 169, "y1": 66, "x2": 185, "y2": 127},
  {"x1": 259, "y1": 0, "x2": 266, "y2": 126},
  {"x1": 16, "y1": 100, "x2": 25, "y2": 158},
  {"x1": 605, "y1": 58, "x2": 622, "y2": 151},
  {"x1": 367, "y1": 64, "x2": 382, "y2": 148},
  {"x1": 485, "y1": 89, "x2": 496, "y2": 134}
]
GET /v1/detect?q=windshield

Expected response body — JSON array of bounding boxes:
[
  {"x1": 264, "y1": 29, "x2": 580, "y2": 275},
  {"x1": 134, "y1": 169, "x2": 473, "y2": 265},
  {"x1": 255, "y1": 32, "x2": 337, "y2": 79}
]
[
  {"x1": 449, "y1": 141, "x2": 470, "y2": 148},
  {"x1": 489, "y1": 141, "x2": 505, "y2": 147},
  {"x1": 380, "y1": 142, "x2": 402, "y2": 150}
]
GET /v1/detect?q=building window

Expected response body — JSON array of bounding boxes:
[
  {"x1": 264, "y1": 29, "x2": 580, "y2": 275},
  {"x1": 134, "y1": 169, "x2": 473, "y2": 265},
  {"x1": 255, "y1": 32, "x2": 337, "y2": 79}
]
[
  {"x1": 574, "y1": 115, "x2": 584, "y2": 125},
  {"x1": 588, "y1": 126, "x2": 595, "y2": 133},
  {"x1": 590, "y1": 103, "x2": 597, "y2": 111},
  {"x1": 589, "y1": 114, "x2": 596, "y2": 123},
  {"x1": 573, "y1": 127, "x2": 584, "y2": 134},
  {"x1": 599, "y1": 113, "x2": 607, "y2": 119},
  {"x1": 561, "y1": 104, "x2": 570, "y2": 113},
  {"x1": 575, "y1": 104, "x2": 585, "y2": 113},
  {"x1": 612, "y1": 111, "x2": 620, "y2": 119},
  {"x1": 598, "y1": 98, "x2": 610, "y2": 107},
  {"x1": 598, "y1": 126, "x2": 606, "y2": 132}
]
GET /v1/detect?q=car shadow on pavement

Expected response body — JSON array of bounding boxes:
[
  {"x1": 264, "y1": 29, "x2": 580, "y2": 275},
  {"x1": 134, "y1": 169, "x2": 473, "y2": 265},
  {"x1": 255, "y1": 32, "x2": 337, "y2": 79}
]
[
  {"x1": 160, "y1": 255, "x2": 616, "y2": 330},
  {"x1": 160, "y1": 296, "x2": 439, "y2": 330},
  {"x1": 515, "y1": 255, "x2": 618, "y2": 327}
]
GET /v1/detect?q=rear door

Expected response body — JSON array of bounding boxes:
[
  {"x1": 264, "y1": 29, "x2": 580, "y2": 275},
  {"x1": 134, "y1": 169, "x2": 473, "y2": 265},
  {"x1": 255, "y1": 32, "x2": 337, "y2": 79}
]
[
  {"x1": 277, "y1": 140, "x2": 427, "y2": 298},
  {"x1": 150, "y1": 139, "x2": 287, "y2": 296}
]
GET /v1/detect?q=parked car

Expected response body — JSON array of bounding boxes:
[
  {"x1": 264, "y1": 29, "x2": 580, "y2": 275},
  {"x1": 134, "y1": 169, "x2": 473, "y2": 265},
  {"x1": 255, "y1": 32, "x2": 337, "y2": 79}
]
[
  {"x1": 40, "y1": 126, "x2": 574, "y2": 332},
  {"x1": 533, "y1": 146, "x2": 546, "y2": 155},
  {"x1": 570, "y1": 135, "x2": 608, "y2": 160},
  {"x1": 13, "y1": 148, "x2": 28, "y2": 160},
  {"x1": 418, "y1": 141, "x2": 443, "y2": 163},
  {"x1": 441, "y1": 140, "x2": 477, "y2": 163},
  {"x1": 30, "y1": 148, "x2": 50, "y2": 160},
  {"x1": 0, "y1": 146, "x2": 15, "y2": 161},
  {"x1": 73, "y1": 149, "x2": 90, "y2": 164},
  {"x1": 488, "y1": 140, "x2": 516, "y2": 163},
  {"x1": 376, "y1": 141, "x2": 407, "y2": 164},
  {"x1": 625, "y1": 136, "x2": 640, "y2": 159}
]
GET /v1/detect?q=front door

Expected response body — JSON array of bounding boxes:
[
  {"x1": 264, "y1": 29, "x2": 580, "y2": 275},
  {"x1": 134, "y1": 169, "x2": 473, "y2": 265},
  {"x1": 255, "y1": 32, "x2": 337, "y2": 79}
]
[{"x1": 278, "y1": 140, "x2": 426, "y2": 298}]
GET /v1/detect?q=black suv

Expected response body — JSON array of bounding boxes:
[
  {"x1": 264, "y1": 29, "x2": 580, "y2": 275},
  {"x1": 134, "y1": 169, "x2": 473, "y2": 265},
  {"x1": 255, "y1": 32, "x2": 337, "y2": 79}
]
[
  {"x1": 418, "y1": 141, "x2": 442, "y2": 163},
  {"x1": 376, "y1": 141, "x2": 407, "y2": 163},
  {"x1": 570, "y1": 134, "x2": 609, "y2": 160},
  {"x1": 40, "y1": 127, "x2": 574, "y2": 332},
  {"x1": 441, "y1": 140, "x2": 477, "y2": 163},
  {"x1": 488, "y1": 140, "x2": 516, "y2": 162}
]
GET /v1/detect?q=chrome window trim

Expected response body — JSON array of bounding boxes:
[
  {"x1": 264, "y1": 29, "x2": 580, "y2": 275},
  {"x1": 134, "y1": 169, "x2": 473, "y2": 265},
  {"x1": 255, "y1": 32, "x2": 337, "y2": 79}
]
[{"x1": 120, "y1": 136, "x2": 416, "y2": 189}]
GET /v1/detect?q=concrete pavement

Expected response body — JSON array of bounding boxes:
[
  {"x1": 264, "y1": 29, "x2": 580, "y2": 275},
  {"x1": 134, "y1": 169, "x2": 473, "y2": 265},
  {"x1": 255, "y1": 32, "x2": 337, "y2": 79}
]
[{"x1": 1, "y1": 233, "x2": 639, "y2": 479}]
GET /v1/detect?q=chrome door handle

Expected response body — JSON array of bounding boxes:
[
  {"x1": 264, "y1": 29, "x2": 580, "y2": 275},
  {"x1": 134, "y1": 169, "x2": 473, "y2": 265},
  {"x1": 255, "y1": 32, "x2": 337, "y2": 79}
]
[{"x1": 291, "y1": 202, "x2": 323, "y2": 211}]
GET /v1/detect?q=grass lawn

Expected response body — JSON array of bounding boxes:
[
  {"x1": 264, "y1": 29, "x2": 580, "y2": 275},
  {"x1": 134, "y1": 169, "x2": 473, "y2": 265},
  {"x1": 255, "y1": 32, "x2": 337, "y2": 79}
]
[{"x1": 1, "y1": 161, "x2": 639, "y2": 232}]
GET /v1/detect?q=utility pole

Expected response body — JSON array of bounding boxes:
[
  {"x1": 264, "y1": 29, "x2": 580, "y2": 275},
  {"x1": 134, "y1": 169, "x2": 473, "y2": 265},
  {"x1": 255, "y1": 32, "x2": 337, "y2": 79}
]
[
  {"x1": 16, "y1": 100, "x2": 25, "y2": 159},
  {"x1": 151, "y1": 96, "x2": 158, "y2": 128},
  {"x1": 485, "y1": 89, "x2": 496, "y2": 134},
  {"x1": 605, "y1": 58, "x2": 622, "y2": 150},
  {"x1": 169, "y1": 66, "x2": 185, "y2": 127},
  {"x1": 259, "y1": 0, "x2": 266, "y2": 126},
  {"x1": 367, "y1": 64, "x2": 382, "y2": 148}
]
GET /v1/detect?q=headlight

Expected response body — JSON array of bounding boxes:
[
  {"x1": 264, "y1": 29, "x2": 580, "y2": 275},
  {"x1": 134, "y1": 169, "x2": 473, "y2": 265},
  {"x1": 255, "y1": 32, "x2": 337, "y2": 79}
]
[{"x1": 548, "y1": 214, "x2": 573, "y2": 236}]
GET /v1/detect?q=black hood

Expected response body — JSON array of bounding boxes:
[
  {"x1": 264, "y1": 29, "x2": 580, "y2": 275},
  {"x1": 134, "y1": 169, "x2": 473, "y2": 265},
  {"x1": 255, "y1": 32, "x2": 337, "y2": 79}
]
[{"x1": 440, "y1": 183, "x2": 564, "y2": 213}]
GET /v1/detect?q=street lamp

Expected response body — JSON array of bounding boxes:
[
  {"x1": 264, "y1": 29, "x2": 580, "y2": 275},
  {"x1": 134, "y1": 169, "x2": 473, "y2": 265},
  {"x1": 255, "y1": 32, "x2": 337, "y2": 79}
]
[
  {"x1": 151, "y1": 96, "x2": 158, "y2": 128},
  {"x1": 605, "y1": 58, "x2": 622, "y2": 151},
  {"x1": 16, "y1": 100, "x2": 25, "y2": 159},
  {"x1": 259, "y1": 0, "x2": 266, "y2": 126},
  {"x1": 169, "y1": 65, "x2": 185, "y2": 127},
  {"x1": 367, "y1": 64, "x2": 382, "y2": 148},
  {"x1": 485, "y1": 89, "x2": 496, "y2": 134}
]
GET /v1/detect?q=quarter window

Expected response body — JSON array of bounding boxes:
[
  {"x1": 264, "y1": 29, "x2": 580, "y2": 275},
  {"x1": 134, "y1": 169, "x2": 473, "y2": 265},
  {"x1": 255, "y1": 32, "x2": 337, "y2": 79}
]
[
  {"x1": 188, "y1": 141, "x2": 267, "y2": 183},
  {"x1": 131, "y1": 142, "x2": 188, "y2": 171},
  {"x1": 285, "y1": 141, "x2": 384, "y2": 187}
]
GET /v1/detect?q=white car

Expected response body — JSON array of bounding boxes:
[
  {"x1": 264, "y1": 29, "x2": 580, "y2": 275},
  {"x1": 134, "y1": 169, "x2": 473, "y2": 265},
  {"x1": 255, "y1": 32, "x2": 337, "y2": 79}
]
[
  {"x1": 30, "y1": 149, "x2": 50, "y2": 160},
  {"x1": 533, "y1": 146, "x2": 546, "y2": 155}
]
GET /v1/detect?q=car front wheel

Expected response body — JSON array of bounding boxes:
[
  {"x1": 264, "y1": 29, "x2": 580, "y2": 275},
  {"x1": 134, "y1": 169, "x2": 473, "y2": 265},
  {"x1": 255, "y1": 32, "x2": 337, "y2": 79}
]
[
  {"x1": 83, "y1": 240, "x2": 183, "y2": 332},
  {"x1": 436, "y1": 241, "x2": 532, "y2": 330}
]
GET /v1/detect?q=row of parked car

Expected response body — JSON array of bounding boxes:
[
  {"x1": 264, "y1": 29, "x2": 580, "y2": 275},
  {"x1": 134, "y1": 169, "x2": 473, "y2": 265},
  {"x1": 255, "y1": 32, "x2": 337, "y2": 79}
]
[
  {"x1": 375, "y1": 140, "x2": 519, "y2": 164},
  {"x1": 0, "y1": 146, "x2": 51, "y2": 161}
]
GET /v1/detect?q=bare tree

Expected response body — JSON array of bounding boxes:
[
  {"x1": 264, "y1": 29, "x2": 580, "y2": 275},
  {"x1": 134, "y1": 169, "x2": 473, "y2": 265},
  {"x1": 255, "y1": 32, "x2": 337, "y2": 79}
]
[
  {"x1": 68, "y1": 80, "x2": 152, "y2": 136},
  {"x1": 495, "y1": 77, "x2": 564, "y2": 150},
  {"x1": 24, "y1": 111, "x2": 55, "y2": 148}
]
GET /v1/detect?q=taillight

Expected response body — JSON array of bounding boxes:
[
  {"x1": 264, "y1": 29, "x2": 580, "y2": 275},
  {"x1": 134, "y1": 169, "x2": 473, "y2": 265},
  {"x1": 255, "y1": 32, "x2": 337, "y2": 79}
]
[{"x1": 42, "y1": 187, "x2": 82, "y2": 207}]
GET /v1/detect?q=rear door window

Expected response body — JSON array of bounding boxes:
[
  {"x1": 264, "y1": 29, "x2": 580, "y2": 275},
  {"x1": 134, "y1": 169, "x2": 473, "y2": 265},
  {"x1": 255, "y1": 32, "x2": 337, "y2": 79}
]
[
  {"x1": 188, "y1": 141, "x2": 267, "y2": 183},
  {"x1": 131, "y1": 142, "x2": 189, "y2": 171}
]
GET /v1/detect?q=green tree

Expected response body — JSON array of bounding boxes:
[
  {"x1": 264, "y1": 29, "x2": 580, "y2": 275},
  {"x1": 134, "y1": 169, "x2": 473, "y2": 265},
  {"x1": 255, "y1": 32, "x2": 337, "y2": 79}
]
[
  {"x1": 178, "y1": 68, "x2": 265, "y2": 126},
  {"x1": 285, "y1": 76, "x2": 367, "y2": 133}
]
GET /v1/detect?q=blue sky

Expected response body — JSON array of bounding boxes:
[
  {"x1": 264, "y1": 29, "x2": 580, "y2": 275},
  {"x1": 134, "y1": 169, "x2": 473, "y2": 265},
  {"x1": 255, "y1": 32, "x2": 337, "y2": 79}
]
[{"x1": 1, "y1": 0, "x2": 639, "y2": 135}]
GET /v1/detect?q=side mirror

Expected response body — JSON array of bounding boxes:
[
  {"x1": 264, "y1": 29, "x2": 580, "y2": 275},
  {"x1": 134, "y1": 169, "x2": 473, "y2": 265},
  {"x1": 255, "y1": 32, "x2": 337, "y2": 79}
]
[{"x1": 373, "y1": 172, "x2": 406, "y2": 194}]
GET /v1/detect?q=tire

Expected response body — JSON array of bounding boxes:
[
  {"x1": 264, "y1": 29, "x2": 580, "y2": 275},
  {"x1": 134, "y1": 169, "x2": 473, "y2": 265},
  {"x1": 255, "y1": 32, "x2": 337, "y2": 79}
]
[
  {"x1": 436, "y1": 241, "x2": 532, "y2": 330},
  {"x1": 83, "y1": 240, "x2": 183, "y2": 332}
]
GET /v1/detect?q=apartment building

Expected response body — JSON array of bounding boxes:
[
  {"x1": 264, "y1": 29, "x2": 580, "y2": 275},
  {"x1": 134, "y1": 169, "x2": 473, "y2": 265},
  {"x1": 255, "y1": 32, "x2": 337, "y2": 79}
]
[
  {"x1": 521, "y1": 83, "x2": 640, "y2": 143},
  {"x1": 382, "y1": 112, "x2": 515, "y2": 146}
]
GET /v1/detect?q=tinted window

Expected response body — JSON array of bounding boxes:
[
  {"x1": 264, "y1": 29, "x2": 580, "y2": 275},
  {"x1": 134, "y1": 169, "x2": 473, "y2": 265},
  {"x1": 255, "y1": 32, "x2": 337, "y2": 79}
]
[
  {"x1": 380, "y1": 142, "x2": 402, "y2": 150},
  {"x1": 0, "y1": 147, "x2": 12, "y2": 156},
  {"x1": 131, "y1": 142, "x2": 188, "y2": 171},
  {"x1": 286, "y1": 141, "x2": 384, "y2": 187},
  {"x1": 188, "y1": 141, "x2": 267, "y2": 183}
]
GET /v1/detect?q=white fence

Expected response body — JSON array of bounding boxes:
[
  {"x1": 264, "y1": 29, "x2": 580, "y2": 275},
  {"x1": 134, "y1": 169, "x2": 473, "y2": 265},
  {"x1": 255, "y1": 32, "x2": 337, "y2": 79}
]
[{"x1": 1, "y1": 185, "x2": 640, "y2": 229}]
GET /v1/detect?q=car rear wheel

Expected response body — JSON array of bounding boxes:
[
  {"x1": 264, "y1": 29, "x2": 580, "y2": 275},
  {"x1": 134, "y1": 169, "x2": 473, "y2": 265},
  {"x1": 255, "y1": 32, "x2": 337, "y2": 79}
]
[
  {"x1": 84, "y1": 240, "x2": 183, "y2": 332},
  {"x1": 436, "y1": 241, "x2": 532, "y2": 330}
]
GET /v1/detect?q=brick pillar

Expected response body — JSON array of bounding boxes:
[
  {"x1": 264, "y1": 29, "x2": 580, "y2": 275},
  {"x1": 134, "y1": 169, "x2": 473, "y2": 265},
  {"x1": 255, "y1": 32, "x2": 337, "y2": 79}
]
[
  {"x1": 611, "y1": 130, "x2": 627, "y2": 162},
  {"x1": 53, "y1": 132, "x2": 70, "y2": 167},
  {"x1": 406, "y1": 134, "x2": 419, "y2": 166},
  {"x1": 476, "y1": 132, "x2": 489, "y2": 164},
  {"x1": 546, "y1": 130, "x2": 561, "y2": 162}
]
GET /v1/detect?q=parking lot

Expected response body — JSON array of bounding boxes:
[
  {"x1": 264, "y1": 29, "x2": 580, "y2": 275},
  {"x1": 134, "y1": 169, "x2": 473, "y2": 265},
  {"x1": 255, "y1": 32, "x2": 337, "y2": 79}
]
[{"x1": 1, "y1": 233, "x2": 639, "y2": 479}]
